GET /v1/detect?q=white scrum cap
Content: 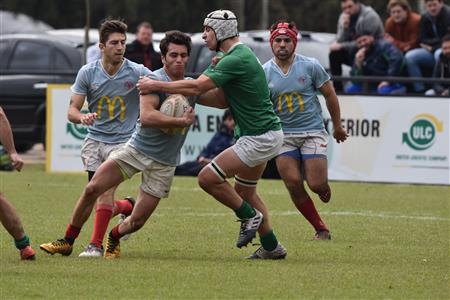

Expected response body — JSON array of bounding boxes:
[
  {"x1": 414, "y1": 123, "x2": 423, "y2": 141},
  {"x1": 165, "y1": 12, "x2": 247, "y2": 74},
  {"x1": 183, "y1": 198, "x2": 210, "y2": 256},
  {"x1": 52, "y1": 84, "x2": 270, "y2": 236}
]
[{"x1": 203, "y1": 10, "x2": 238, "y2": 42}]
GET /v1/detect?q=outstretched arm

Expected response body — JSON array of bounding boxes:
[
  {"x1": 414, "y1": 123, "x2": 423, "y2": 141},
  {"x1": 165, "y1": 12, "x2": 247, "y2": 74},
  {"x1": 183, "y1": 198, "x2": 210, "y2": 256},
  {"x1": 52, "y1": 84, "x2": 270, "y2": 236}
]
[
  {"x1": 0, "y1": 107, "x2": 24, "y2": 171},
  {"x1": 319, "y1": 81, "x2": 348, "y2": 143},
  {"x1": 137, "y1": 74, "x2": 217, "y2": 96},
  {"x1": 198, "y1": 87, "x2": 229, "y2": 109}
]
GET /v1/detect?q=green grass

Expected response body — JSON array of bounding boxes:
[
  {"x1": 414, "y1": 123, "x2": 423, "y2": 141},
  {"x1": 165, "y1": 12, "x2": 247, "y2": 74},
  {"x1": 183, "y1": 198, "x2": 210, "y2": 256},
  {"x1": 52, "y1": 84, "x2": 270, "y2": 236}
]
[{"x1": 0, "y1": 164, "x2": 449, "y2": 299}]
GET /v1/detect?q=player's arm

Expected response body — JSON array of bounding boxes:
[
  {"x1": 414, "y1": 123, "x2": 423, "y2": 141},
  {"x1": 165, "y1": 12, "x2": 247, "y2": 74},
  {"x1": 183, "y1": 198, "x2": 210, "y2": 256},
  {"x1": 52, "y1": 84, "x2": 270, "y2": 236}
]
[
  {"x1": 140, "y1": 94, "x2": 195, "y2": 129},
  {"x1": 137, "y1": 74, "x2": 216, "y2": 96},
  {"x1": 197, "y1": 87, "x2": 229, "y2": 109},
  {"x1": 67, "y1": 93, "x2": 97, "y2": 126},
  {"x1": 0, "y1": 106, "x2": 24, "y2": 171},
  {"x1": 319, "y1": 80, "x2": 348, "y2": 143}
]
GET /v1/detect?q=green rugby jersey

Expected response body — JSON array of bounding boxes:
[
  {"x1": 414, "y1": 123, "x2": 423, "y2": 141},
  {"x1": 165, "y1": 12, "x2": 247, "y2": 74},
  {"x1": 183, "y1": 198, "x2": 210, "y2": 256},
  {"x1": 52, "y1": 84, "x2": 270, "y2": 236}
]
[{"x1": 203, "y1": 43, "x2": 281, "y2": 138}]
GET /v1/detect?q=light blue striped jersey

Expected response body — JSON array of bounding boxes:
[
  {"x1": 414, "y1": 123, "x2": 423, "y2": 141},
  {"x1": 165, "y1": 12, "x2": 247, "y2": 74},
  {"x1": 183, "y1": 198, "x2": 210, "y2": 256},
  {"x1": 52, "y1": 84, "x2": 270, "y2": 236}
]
[
  {"x1": 263, "y1": 54, "x2": 330, "y2": 133},
  {"x1": 128, "y1": 68, "x2": 196, "y2": 166},
  {"x1": 71, "y1": 58, "x2": 151, "y2": 143}
]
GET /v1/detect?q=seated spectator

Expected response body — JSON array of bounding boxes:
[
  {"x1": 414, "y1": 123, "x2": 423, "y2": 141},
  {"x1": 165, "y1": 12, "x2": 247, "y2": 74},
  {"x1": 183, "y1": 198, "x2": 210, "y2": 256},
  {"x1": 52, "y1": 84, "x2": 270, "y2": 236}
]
[
  {"x1": 329, "y1": 0, "x2": 384, "y2": 91},
  {"x1": 125, "y1": 21, "x2": 163, "y2": 71},
  {"x1": 405, "y1": 0, "x2": 450, "y2": 92},
  {"x1": 175, "y1": 110, "x2": 234, "y2": 176},
  {"x1": 345, "y1": 34, "x2": 406, "y2": 94},
  {"x1": 426, "y1": 34, "x2": 450, "y2": 96},
  {"x1": 384, "y1": 0, "x2": 421, "y2": 53}
]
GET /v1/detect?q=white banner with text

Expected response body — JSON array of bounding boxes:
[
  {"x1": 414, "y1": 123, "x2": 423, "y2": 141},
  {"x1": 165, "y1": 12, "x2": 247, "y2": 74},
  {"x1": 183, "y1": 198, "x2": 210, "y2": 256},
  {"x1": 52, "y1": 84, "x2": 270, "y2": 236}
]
[{"x1": 46, "y1": 86, "x2": 449, "y2": 184}]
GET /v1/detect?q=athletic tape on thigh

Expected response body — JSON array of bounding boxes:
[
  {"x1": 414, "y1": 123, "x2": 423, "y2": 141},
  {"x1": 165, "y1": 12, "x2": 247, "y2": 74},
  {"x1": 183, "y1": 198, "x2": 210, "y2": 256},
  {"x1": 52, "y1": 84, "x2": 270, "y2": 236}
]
[
  {"x1": 234, "y1": 175, "x2": 258, "y2": 187},
  {"x1": 208, "y1": 161, "x2": 226, "y2": 182}
]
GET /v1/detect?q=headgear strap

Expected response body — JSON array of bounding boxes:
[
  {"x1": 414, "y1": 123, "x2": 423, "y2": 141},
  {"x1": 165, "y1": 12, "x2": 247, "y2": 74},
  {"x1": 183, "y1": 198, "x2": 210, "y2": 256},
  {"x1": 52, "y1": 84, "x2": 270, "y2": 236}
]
[{"x1": 270, "y1": 22, "x2": 298, "y2": 48}]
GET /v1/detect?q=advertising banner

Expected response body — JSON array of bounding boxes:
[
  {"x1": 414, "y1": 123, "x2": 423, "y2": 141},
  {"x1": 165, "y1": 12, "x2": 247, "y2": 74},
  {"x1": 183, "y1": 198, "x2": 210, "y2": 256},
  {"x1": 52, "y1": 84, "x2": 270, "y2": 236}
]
[
  {"x1": 46, "y1": 84, "x2": 86, "y2": 173},
  {"x1": 321, "y1": 96, "x2": 449, "y2": 185},
  {"x1": 46, "y1": 86, "x2": 449, "y2": 184}
]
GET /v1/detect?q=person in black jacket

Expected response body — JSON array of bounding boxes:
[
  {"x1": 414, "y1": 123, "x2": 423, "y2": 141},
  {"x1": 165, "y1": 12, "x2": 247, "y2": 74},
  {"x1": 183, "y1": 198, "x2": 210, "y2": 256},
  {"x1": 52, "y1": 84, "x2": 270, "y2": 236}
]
[
  {"x1": 405, "y1": 0, "x2": 450, "y2": 92},
  {"x1": 125, "y1": 22, "x2": 163, "y2": 71},
  {"x1": 175, "y1": 110, "x2": 234, "y2": 176},
  {"x1": 426, "y1": 34, "x2": 450, "y2": 96},
  {"x1": 346, "y1": 34, "x2": 406, "y2": 94}
]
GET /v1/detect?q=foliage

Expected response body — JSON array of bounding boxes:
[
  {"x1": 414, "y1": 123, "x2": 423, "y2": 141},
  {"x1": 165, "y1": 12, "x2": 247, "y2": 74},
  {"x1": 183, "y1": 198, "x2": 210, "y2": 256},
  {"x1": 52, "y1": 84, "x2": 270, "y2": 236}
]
[{"x1": 0, "y1": 164, "x2": 449, "y2": 299}]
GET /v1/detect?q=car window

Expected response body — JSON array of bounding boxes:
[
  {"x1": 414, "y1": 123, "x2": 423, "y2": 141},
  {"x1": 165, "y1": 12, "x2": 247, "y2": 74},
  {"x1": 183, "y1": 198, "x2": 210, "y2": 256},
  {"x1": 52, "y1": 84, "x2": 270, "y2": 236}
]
[
  {"x1": 54, "y1": 49, "x2": 72, "y2": 70},
  {"x1": 9, "y1": 41, "x2": 51, "y2": 70}
]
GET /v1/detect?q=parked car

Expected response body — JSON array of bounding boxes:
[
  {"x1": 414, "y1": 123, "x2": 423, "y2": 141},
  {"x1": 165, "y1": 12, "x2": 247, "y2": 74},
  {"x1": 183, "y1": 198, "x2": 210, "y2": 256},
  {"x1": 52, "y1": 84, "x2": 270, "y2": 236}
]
[{"x1": 0, "y1": 34, "x2": 82, "y2": 152}]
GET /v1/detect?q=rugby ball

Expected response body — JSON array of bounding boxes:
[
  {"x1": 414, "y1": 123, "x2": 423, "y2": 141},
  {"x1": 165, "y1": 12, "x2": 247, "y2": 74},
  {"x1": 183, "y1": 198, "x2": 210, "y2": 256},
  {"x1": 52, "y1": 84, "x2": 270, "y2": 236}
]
[{"x1": 159, "y1": 94, "x2": 190, "y2": 118}]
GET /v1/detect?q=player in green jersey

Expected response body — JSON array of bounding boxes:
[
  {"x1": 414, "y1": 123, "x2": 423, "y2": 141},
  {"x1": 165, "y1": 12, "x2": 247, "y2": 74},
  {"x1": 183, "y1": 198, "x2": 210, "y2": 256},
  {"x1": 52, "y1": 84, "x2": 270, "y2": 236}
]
[{"x1": 137, "y1": 10, "x2": 287, "y2": 259}]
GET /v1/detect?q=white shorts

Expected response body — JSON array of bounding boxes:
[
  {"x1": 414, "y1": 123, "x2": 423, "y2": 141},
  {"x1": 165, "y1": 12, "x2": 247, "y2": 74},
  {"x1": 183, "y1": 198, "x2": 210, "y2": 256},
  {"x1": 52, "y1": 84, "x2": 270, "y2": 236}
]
[
  {"x1": 109, "y1": 144, "x2": 175, "y2": 199},
  {"x1": 81, "y1": 138, "x2": 125, "y2": 172},
  {"x1": 279, "y1": 130, "x2": 328, "y2": 160},
  {"x1": 232, "y1": 130, "x2": 283, "y2": 167}
]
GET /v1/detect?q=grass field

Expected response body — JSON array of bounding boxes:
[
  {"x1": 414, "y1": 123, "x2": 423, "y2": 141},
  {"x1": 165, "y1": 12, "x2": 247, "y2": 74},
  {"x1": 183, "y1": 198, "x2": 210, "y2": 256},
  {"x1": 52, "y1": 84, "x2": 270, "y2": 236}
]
[{"x1": 0, "y1": 164, "x2": 449, "y2": 299}]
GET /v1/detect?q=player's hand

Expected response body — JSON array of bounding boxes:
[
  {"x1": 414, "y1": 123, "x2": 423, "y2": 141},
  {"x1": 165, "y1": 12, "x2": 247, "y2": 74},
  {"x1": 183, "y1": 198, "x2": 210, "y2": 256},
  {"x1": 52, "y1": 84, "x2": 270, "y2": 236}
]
[
  {"x1": 137, "y1": 76, "x2": 156, "y2": 95},
  {"x1": 181, "y1": 106, "x2": 195, "y2": 127},
  {"x1": 333, "y1": 126, "x2": 349, "y2": 143},
  {"x1": 9, "y1": 152, "x2": 24, "y2": 172},
  {"x1": 80, "y1": 113, "x2": 97, "y2": 126}
]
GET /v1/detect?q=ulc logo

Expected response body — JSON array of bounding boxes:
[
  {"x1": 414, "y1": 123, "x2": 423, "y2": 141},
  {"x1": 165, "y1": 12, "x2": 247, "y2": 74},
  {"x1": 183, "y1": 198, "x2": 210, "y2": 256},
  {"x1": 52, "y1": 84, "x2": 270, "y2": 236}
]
[{"x1": 402, "y1": 114, "x2": 443, "y2": 151}]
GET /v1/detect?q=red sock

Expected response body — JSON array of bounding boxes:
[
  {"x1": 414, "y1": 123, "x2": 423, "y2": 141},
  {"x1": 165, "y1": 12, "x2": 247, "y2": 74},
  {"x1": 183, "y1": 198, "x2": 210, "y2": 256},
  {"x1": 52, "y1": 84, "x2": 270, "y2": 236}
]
[
  {"x1": 112, "y1": 199, "x2": 133, "y2": 217},
  {"x1": 90, "y1": 204, "x2": 113, "y2": 248},
  {"x1": 296, "y1": 197, "x2": 328, "y2": 232},
  {"x1": 64, "y1": 224, "x2": 81, "y2": 245},
  {"x1": 110, "y1": 224, "x2": 123, "y2": 240}
]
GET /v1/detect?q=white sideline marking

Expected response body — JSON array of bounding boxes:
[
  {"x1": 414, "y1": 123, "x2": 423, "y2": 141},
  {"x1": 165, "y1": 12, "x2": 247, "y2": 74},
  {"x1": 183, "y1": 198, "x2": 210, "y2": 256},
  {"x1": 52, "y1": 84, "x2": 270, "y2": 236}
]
[{"x1": 154, "y1": 208, "x2": 449, "y2": 222}]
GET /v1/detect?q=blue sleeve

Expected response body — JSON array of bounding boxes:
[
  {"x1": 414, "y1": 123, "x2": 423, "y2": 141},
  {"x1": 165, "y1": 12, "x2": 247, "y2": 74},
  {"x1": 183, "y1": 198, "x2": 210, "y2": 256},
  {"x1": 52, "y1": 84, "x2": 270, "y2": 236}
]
[
  {"x1": 71, "y1": 66, "x2": 90, "y2": 95},
  {"x1": 312, "y1": 58, "x2": 331, "y2": 89}
]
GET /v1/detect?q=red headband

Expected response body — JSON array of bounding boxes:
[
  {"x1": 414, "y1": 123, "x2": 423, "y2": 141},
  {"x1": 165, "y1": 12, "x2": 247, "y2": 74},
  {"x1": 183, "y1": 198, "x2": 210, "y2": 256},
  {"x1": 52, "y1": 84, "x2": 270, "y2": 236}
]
[{"x1": 270, "y1": 22, "x2": 298, "y2": 48}]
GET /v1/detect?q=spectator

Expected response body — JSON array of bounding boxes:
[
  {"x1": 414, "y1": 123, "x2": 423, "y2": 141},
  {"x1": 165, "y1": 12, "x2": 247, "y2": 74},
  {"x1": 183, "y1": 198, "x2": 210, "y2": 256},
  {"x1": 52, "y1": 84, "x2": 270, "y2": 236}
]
[
  {"x1": 405, "y1": 0, "x2": 450, "y2": 92},
  {"x1": 329, "y1": 0, "x2": 384, "y2": 91},
  {"x1": 384, "y1": 0, "x2": 421, "y2": 53},
  {"x1": 175, "y1": 110, "x2": 234, "y2": 176},
  {"x1": 86, "y1": 42, "x2": 101, "y2": 63},
  {"x1": 345, "y1": 34, "x2": 406, "y2": 94},
  {"x1": 125, "y1": 22, "x2": 163, "y2": 71},
  {"x1": 426, "y1": 34, "x2": 450, "y2": 96}
]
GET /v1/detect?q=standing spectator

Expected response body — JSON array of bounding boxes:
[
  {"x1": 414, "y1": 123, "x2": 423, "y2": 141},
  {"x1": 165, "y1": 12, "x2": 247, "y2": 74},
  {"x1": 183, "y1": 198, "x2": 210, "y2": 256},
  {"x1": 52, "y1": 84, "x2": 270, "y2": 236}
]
[
  {"x1": 405, "y1": 0, "x2": 450, "y2": 92},
  {"x1": 329, "y1": 0, "x2": 384, "y2": 91},
  {"x1": 426, "y1": 34, "x2": 450, "y2": 96},
  {"x1": 346, "y1": 34, "x2": 406, "y2": 94},
  {"x1": 175, "y1": 110, "x2": 234, "y2": 176},
  {"x1": 0, "y1": 106, "x2": 36, "y2": 260},
  {"x1": 125, "y1": 22, "x2": 162, "y2": 71},
  {"x1": 384, "y1": 0, "x2": 421, "y2": 53},
  {"x1": 86, "y1": 42, "x2": 101, "y2": 63}
]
